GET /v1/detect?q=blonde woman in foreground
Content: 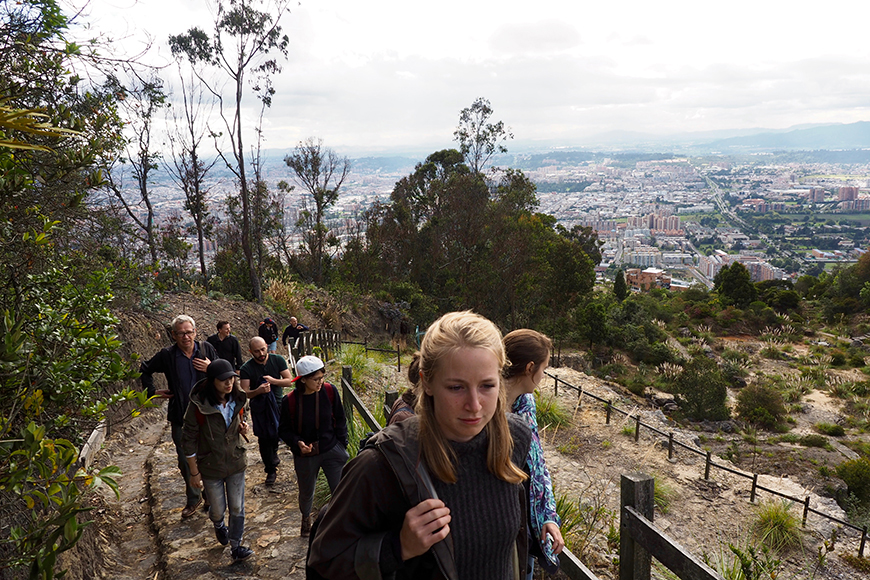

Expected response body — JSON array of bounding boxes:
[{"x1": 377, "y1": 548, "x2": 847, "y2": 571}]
[{"x1": 308, "y1": 311, "x2": 532, "y2": 580}]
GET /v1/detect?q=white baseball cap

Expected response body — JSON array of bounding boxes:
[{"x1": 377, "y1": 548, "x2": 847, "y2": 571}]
[{"x1": 292, "y1": 355, "x2": 325, "y2": 381}]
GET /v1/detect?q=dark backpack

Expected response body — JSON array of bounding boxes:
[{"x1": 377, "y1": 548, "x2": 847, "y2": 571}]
[{"x1": 283, "y1": 383, "x2": 337, "y2": 423}]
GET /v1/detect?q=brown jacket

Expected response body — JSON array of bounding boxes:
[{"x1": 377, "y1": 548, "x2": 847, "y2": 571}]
[{"x1": 308, "y1": 415, "x2": 531, "y2": 580}]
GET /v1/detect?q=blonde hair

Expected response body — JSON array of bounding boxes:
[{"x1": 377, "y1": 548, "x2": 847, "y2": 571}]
[{"x1": 412, "y1": 311, "x2": 526, "y2": 484}]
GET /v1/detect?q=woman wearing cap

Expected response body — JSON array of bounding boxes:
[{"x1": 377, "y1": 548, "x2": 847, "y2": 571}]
[
  {"x1": 181, "y1": 359, "x2": 254, "y2": 563},
  {"x1": 308, "y1": 311, "x2": 532, "y2": 580},
  {"x1": 504, "y1": 329, "x2": 565, "y2": 579},
  {"x1": 278, "y1": 355, "x2": 348, "y2": 537}
]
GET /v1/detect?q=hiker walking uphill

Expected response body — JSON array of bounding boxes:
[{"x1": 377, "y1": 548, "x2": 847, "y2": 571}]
[
  {"x1": 278, "y1": 355, "x2": 348, "y2": 537},
  {"x1": 182, "y1": 359, "x2": 254, "y2": 563},
  {"x1": 140, "y1": 314, "x2": 217, "y2": 518},
  {"x1": 259, "y1": 317, "x2": 280, "y2": 354},
  {"x1": 281, "y1": 316, "x2": 308, "y2": 359},
  {"x1": 239, "y1": 337, "x2": 293, "y2": 486},
  {"x1": 504, "y1": 329, "x2": 565, "y2": 579},
  {"x1": 207, "y1": 320, "x2": 244, "y2": 369}
]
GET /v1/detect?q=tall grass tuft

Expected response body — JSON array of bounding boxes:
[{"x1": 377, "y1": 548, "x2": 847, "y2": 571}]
[
  {"x1": 336, "y1": 343, "x2": 375, "y2": 393},
  {"x1": 752, "y1": 500, "x2": 803, "y2": 553},
  {"x1": 654, "y1": 475, "x2": 677, "y2": 514},
  {"x1": 535, "y1": 390, "x2": 570, "y2": 429}
]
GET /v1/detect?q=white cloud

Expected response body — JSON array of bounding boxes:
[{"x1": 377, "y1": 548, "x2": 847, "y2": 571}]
[{"x1": 77, "y1": 0, "x2": 870, "y2": 154}]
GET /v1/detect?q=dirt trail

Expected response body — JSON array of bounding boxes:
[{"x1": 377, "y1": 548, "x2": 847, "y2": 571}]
[
  {"x1": 76, "y1": 342, "x2": 868, "y2": 580},
  {"x1": 91, "y1": 404, "x2": 309, "y2": 580}
]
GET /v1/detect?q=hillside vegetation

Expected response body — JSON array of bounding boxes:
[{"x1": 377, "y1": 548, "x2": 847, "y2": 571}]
[{"x1": 5, "y1": 2, "x2": 870, "y2": 579}]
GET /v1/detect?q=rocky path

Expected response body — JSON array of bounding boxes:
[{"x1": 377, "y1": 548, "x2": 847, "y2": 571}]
[
  {"x1": 92, "y1": 406, "x2": 308, "y2": 580},
  {"x1": 86, "y1": 367, "x2": 869, "y2": 580}
]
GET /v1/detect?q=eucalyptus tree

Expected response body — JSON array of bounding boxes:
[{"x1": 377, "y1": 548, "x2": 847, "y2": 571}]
[
  {"x1": 166, "y1": 57, "x2": 218, "y2": 288},
  {"x1": 104, "y1": 71, "x2": 167, "y2": 265},
  {"x1": 284, "y1": 137, "x2": 350, "y2": 284},
  {"x1": 169, "y1": 0, "x2": 291, "y2": 301},
  {"x1": 453, "y1": 97, "x2": 513, "y2": 175}
]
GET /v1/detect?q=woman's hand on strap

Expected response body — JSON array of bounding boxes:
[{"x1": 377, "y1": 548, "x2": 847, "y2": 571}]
[
  {"x1": 399, "y1": 499, "x2": 451, "y2": 561},
  {"x1": 542, "y1": 522, "x2": 565, "y2": 555}
]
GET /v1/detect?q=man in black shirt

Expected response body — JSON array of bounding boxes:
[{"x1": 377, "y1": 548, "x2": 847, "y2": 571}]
[
  {"x1": 140, "y1": 315, "x2": 217, "y2": 518},
  {"x1": 281, "y1": 316, "x2": 309, "y2": 358},
  {"x1": 207, "y1": 320, "x2": 244, "y2": 369}
]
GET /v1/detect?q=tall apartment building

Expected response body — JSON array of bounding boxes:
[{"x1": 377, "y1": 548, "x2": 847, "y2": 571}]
[
  {"x1": 838, "y1": 186, "x2": 859, "y2": 201},
  {"x1": 808, "y1": 188, "x2": 826, "y2": 202}
]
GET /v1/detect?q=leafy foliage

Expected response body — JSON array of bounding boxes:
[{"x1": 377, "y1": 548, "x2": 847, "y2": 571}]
[
  {"x1": 735, "y1": 383, "x2": 787, "y2": 429},
  {"x1": 671, "y1": 356, "x2": 730, "y2": 421}
]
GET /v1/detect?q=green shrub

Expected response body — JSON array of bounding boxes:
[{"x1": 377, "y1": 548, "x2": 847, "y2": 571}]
[
  {"x1": 799, "y1": 434, "x2": 832, "y2": 450},
  {"x1": 535, "y1": 390, "x2": 571, "y2": 429},
  {"x1": 736, "y1": 384, "x2": 787, "y2": 429},
  {"x1": 672, "y1": 356, "x2": 730, "y2": 421},
  {"x1": 836, "y1": 457, "x2": 870, "y2": 501},
  {"x1": 654, "y1": 476, "x2": 677, "y2": 514},
  {"x1": 830, "y1": 350, "x2": 847, "y2": 366},
  {"x1": 814, "y1": 422, "x2": 845, "y2": 437},
  {"x1": 752, "y1": 500, "x2": 803, "y2": 553}
]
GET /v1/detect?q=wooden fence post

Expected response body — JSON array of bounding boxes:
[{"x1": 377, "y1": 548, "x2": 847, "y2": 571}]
[
  {"x1": 554, "y1": 376, "x2": 559, "y2": 397},
  {"x1": 384, "y1": 390, "x2": 398, "y2": 421},
  {"x1": 704, "y1": 451, "x2": 712, "y2": 480},
  {"x1": 750, "y1": 474, "x2": 758, "y2": 503},
  {"x1": 667, "y1": 432, "x2": 674, "y2": 461},
  {"x1": 396, "y1": 345, "x2": 401, "y2": 373},
  {"x1": 620, "y1": 473, "x2": 654, "y2": 580},
  {"x1": 802, "y1": 496, "x2": 810, "y2": 527},
  {"x1": 342, "y1": 366, "x2": 353, "y2": 424},
  {"x1": 860, "y1": 526, "x2": 867, "y2": 557},
  {"x1": 606, "y1": 401, "x2": 613, "y2": 425},
  {"x1": 634, "y1": 415, "x2": 641, "y2": 443}
]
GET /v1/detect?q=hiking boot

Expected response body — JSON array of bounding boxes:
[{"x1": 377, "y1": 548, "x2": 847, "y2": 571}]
[
  {"x1": 264, "y1": 472, "x2": 277, "y2": 486},
  {"x1": 300, "y1": 514, "x2": 311, "y2": 537},
  {"x1": 181, "y1": 498, "x2": 202, "y2": 519},
  {"x1": 231, "y1": 546, "x2": 253, "y2": 562},
  {"x1": 214, "y1": 523, "x2": 229, "y2": 546}
]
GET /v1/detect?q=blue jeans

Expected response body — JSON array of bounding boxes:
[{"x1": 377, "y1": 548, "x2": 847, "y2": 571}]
[
  {"x1": 203, "y1": 470, "x2": 246, "y2": 548},
  {"x1": 293, "y1": 444, "x2": 348, "y2": 516}
]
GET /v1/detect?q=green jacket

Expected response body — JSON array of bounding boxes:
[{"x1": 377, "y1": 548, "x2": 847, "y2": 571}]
[{"x1": 181, "y1": 381, "x2": 248, "y2": 480}]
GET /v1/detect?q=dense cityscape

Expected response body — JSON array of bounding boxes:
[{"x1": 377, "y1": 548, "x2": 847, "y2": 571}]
[{"x1": 141, "y1": 151, "x2": 870, "y2": 291}]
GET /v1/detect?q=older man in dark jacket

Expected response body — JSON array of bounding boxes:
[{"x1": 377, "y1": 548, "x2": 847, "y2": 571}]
[{"x1": 140, "y1": 314, "x2": 217, "y2": 518}]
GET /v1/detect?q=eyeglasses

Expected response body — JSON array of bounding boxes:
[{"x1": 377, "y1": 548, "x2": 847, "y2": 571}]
[{"x1": 175, "y1": 331, "x2": 196, "y2": 337}]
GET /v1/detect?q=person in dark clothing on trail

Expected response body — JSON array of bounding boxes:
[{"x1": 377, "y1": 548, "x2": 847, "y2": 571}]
[
  {"x1": 281, "y1": 316, "x2": 308, "y2": 358},
  {"x1": 258, "y1": 317, "x2": 280, "y2": 354},
  {"x1": 140, "y1": 314, "x2": 217, "y2": 518},
  {"x1": 207, "y1": 320, "x2": 244, "y2": 370},
  {"x1": 278, "y1": 355, "x2": 348, "y2": 537},
  {"x1": 239, "y1": 336, "x2": 293, "y2": 486}
]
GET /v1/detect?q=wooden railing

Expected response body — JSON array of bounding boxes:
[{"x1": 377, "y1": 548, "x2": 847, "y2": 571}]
[
  {"x1": 339, "y1": 368, "x2": 747, "y2": 580},
  {"x1": 621, "y1": 473, "x2": 724, "y2": 580},
  {"x1": 341, "y1": 336, "x2": 402, "y2": 372},
  {"x1": 542, "y1": 370, "x2": 869, "y2": 558}
]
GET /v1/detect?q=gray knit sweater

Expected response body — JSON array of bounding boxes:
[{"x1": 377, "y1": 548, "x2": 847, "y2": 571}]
[{"x1": 433, "y1": 429, "x2": 523, "y2": 580}]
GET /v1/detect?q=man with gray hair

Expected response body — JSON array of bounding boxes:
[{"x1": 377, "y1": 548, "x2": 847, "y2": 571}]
[{"x1": 141, "y1": 315, "x2": 218, "y2": 518}]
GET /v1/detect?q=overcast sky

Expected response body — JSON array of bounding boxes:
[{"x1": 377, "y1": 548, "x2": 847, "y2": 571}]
[{"x1": 79, "y1": 0, "x2": 870, "y2": 156}]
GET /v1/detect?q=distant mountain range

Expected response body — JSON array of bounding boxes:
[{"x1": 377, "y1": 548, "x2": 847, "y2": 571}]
[
  {"x1": 172, "y1": 121, "x2": 870, "y2": 186},
  {"x1": 567, "y1": 121, "x2": 870, "y2": 154}
]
